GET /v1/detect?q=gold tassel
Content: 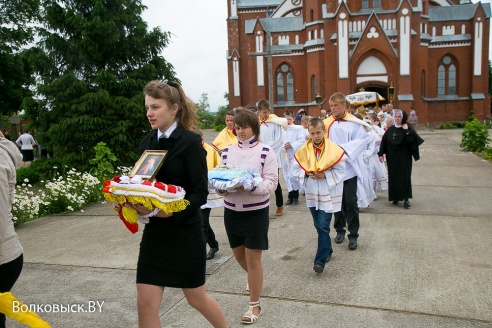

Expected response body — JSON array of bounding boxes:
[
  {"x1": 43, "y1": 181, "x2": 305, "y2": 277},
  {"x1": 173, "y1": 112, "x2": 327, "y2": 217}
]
[{"x1": 121, "y1": 206, "x2": 139, "y2": 223}]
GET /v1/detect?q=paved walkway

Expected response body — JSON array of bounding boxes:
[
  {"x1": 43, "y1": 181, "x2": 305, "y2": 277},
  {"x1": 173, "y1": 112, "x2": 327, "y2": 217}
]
[{"x1": 9, "y1": 128, "x2": 492, "y2": 328}]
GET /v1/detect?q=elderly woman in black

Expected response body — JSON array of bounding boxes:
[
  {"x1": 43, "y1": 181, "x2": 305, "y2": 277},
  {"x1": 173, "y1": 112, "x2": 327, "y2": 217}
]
[
  {"x1": 131, "y1": 80, "x2": 227, "y2": 328},
  {"x1": 378, "y1": 109, "x2": 424, "y2": 209}
]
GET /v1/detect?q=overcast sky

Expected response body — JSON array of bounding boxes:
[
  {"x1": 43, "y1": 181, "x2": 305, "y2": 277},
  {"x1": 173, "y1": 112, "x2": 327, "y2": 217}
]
[
  {"x1": 141, "y1": 1, "x2": 229, "y2": 112},
  {"x1": 140, "y1": 1, "x2": 491, "y2": 111}
]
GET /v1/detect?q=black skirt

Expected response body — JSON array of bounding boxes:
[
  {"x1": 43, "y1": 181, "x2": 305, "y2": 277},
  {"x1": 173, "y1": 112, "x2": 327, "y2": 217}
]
[
  {"x1": 20, "y1": 149, "x2": 34, "y2": 162},
  {"x1": 224, "y1": 207, "x2": 269, "y2": 250},
  {"x1": 136, "y1": 219, "x2": 206, "y2": 288}
]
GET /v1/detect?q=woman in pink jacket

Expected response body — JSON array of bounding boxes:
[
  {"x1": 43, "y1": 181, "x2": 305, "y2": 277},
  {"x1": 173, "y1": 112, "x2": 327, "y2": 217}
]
[{"x1": 217, "y1": 108, "x2": 278, "y2": 324}]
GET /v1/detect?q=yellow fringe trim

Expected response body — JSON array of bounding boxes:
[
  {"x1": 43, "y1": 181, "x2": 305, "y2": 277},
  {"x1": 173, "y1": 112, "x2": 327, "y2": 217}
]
[
  {"x1": 103, "y1": 193, "x2": 190, "y2": 223},
  {"x1": 0, "y1": 292, "x2": 51, "y2": 327}
]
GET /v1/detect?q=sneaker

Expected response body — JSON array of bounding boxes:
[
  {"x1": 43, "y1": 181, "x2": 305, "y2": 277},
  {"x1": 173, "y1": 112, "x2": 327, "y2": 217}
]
[
  {"x1": 313, "y1": 263, "x2": 324, "y2": 273},
  {"x1": 335, "y1": 233, "x2": 345, "y2": 244},
  {"x1": 348, "y1": 239, "x2": 358, "y2": 250}
]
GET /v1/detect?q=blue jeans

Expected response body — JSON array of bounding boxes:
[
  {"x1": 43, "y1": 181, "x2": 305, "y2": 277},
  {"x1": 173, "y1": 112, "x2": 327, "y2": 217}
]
[{"x1": 309, "y1": 208, "x2": 333, "y2": 266}]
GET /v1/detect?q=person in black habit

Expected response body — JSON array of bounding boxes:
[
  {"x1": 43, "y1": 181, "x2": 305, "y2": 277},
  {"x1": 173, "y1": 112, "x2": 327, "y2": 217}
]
[
  {"x1": 378, "y1": 109, "x2": 424, "y2": 209},
  {"x1": 130, "y1": 80, "x2": 227, "y2": 328}
]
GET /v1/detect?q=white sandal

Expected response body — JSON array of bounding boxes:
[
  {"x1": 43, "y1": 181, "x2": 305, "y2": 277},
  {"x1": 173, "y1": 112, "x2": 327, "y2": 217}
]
[{"x1": 241, "y1": 301, "x2": 261, "y2": 324}]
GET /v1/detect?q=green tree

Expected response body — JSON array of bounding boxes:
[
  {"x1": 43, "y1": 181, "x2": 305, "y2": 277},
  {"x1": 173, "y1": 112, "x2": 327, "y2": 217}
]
[
  {"x1": 196, "y1": 93, "x2": 214, "y2": 129},
  {"x1": 0, "y1": 0, "x2": 40, "y2": 118},
  {"x1": 213, "y1": 92, "x2": 230, "y2": 127},
  {"x1": 24, "y1": 0, "x2": 177, "y2": 169}
]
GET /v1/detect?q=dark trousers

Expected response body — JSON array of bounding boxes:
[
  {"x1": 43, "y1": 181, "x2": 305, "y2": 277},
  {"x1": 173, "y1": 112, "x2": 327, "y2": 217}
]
[
  {"x1": 334, "y1": 176, "x2": 359, "y2": 240},
  {"x1": 288, "y1": 190, "x2": 299, "y2": 201},
  {"x1": 201, "y1": 208, "x2": 218, "y2": 249},
  {"x1": 275, "y1": 169, "x2": 283, "y2": 207},
  {"x1": 0, "y1": 254, "x2": 23, "y2": 328}
]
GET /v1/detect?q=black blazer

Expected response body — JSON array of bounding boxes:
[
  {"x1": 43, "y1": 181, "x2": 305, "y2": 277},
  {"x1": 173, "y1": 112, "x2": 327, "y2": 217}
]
[{"x1": 139, "y1": 125, "x2": 208, "y2": 224}]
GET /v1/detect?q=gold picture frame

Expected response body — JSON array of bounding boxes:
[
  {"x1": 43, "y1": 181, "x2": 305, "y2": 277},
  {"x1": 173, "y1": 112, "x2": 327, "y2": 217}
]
[{"x1": 129, "y1": 150, "x2": 168, "y2": 181}]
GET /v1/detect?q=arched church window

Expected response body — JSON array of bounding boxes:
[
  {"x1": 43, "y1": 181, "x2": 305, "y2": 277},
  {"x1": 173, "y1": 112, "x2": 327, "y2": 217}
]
[
  {"x1": 437, "y1": 56, "x2": 457, "y2": 96},
  {"x1": 276, "y1": 64, "x2": 294, "y2": 102},
  {"x1": 362, "y1": 0, "x2": 369, "y2": 9},
  {"x1": 277, "y1": 73, "x2": 285, "y2": 102},
  {"x1": 448, "y1": 64, "x2": 456, "y2": 95},
  {"x1": 373, "y1": 0, "x2": 381, "y2": 7},
  {"x1": 438, "y1": 65, "x2": 445, "y2": 95}
]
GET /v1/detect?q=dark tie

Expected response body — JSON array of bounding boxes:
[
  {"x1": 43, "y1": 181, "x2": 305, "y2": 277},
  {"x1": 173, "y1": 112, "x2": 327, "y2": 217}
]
[{"x1": 158, "y1": 135, "x2": 170, "y2": 150}]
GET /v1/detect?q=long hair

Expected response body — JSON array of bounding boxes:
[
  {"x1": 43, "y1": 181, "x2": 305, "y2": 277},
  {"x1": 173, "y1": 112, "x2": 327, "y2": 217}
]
[{"x1": 143, "y1": 80, "x2": 199, "y2": 132}]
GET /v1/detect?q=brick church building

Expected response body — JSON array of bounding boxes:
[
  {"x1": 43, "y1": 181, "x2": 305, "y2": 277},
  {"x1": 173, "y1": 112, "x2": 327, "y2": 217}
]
[{"x1": 226, "y1": 0, "x2": 491, "y2": 124}]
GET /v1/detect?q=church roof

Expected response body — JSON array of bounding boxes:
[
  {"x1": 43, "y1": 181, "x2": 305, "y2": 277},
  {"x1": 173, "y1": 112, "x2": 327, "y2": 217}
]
[
  {"x1": 245, "y1": 17, "x2": 304, "y2": 34},
  {"x1": 237, "y1": 0, "x2": 283, "y2": 9},
  {"x1": 429, "y1": 3, "x2": 491, "y2": 21},
  {"x1": 431, "y1": 34, "x2": 472, "y2": 43}
]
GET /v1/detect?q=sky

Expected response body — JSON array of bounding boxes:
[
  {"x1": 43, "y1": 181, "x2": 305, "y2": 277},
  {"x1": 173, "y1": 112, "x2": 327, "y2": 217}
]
[
  {"x1": 141, "y1": 1, "x2": 229, "y2": 112},
  {"x1": 139, "y1": 1, "x2": 491, "y2": 112}
]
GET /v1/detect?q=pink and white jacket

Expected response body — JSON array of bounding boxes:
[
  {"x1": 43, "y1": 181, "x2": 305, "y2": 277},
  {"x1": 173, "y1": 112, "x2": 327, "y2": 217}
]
[{"x1": 218, "y1": 136, "x2": 278, "y2": 211}]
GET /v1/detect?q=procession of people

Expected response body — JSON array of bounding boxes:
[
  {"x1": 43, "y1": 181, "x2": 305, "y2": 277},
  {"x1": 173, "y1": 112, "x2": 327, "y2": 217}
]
[
  {"x1": 129, "y1": 86, "x2": 423, "y2": 326},
  {"x1": 1, "y1": 83, "x2": 425, "y2": 327}
]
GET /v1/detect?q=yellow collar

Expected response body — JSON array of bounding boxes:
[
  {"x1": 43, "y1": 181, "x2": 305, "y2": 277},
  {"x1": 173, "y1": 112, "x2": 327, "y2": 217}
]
[
  {"x1": 212, "y1": 127, "x2": 237, "y2": 151},
  {"x1": 294, "y1": 138, "x2": 345, "y2": 173}
]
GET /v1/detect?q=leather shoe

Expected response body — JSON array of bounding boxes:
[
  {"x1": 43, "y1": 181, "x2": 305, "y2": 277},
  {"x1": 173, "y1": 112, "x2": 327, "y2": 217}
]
[
  {"x1": 335, "y1": 233, "x2": 345, "y2": 244},
  {"x1": 348, "y1": 239, "x2": 358, "y2": 250},
  {"x1": 392, "y1": 200, "x2": 399, "y2": 205},
  {"x1": 404, "y1": 200, "x2": 411, "y2": 209},
  {"x1": 293, "y1": 199, "x2": 299, "y2": 205},
  {"x1": 313, "y1": 263, "x2": 324, "y2": 273},
  {"x1": 285, "y1": 199, "x2": 293, "y2": 205},
  {"x1": 206, "y1": 247, "x2": 219, "y2": 260},
  {"x1": 275, "y1": 206, "x2": 283, "y2": 216}
]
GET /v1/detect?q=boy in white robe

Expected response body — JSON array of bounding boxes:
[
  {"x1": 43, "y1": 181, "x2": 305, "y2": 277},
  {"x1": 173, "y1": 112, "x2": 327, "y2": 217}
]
[
  {"x1": 257, "y1": 99, "x2": 288, "y2": 216},
  {"x1": 323, "y1": 93, "x2": 372, "y2": 250},
  {"x1": 281, "y1": 110, "x2": 305, "y2": 205},
  {"x1": 292, "y1": 118, "x2": 346, "y2": 273}
]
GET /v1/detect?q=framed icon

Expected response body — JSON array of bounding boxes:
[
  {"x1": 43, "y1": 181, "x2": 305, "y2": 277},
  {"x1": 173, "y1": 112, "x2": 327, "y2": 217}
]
[{"x1": 129, "y1": 150, "x2": 168, "y2": 181}]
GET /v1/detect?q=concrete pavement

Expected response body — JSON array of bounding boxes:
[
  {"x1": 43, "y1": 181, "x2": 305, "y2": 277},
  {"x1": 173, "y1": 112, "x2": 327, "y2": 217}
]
[{"x1": 8, "y1": 128, "x2": 492, "y2": 328}]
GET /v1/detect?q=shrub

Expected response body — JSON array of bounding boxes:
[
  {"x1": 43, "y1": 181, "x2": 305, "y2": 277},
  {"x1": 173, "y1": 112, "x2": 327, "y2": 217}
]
[
  {"x1": 460, "y1": 118, "x2": 491, "y2": 152},
  {"x1": 89, "y1": 142, "x2": 118, "y2": 181},
  {"x1": 13, "y1": 169, "x2": 103, "y2": 225},
  {"x1": 16, "y1": 167, "x2": 41, "y2": 185},
  {"x1": 482, "y1": 147, "x2": 492, "y2": 161},
  {"x1": 440, "y1": 122, "x2": 465, "y2": 129},
  {"x1": 439, "y1": 123, "x2": 455, "y2": 129},
  {"x1": 214, "y1": 124, "x2": 225, "y2": 132}
]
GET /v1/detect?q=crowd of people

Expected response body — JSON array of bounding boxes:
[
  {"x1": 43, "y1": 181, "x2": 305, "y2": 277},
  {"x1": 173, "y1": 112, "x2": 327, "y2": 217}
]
[{"x1": 0, "y1": 82, "x2": 424, "y2": 327}]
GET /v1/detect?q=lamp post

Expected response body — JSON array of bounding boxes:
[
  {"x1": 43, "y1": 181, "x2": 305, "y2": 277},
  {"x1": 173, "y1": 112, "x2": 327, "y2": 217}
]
[
  {"x1": 315, "y1": 93, "x2": 322, "y2": 117},
  {"x1": 388, "y1": 83, "x2": 395, "y2": 104}
]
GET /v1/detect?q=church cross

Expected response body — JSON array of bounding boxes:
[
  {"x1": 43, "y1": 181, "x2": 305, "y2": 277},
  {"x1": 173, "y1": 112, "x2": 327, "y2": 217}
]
[{"x1": 248, "y1": 30, "x2": 292, "y2": 106}]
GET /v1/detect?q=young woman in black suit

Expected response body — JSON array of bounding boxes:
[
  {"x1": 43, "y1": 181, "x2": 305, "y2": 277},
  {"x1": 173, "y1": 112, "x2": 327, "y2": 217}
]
[{"x1": 132, "y1": 80, "x2": 227, "y2": 328}]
